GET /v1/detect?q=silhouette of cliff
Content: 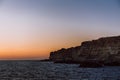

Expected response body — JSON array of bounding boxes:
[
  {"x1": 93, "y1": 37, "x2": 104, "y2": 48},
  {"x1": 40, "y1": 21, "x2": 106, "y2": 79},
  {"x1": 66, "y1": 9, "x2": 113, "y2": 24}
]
[{"x1": 49, "y1": 36, "x2": 120, "y2": 67}]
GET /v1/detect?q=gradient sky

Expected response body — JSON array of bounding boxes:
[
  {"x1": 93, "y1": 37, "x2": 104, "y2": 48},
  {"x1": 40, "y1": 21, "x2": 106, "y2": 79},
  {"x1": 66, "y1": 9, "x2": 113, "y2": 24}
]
[{"x1": 0, "y1": 0, "x2": 119, "y2": 59}]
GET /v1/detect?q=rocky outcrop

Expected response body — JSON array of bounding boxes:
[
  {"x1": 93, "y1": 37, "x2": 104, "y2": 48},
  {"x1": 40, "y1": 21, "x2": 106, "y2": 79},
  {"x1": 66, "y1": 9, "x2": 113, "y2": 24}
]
[
  {"x1": 50, "y1": 46, "x2": 81, "y2": 63},
  {"x1": 49, "y1": 36, "x2": 120, "y2": 67}
]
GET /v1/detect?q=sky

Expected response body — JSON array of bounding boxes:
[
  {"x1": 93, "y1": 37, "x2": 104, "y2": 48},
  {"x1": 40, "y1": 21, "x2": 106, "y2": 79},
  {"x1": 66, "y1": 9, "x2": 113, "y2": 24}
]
[{"x1": 0, "y1": 0, "x2": 119, "y2": 59}]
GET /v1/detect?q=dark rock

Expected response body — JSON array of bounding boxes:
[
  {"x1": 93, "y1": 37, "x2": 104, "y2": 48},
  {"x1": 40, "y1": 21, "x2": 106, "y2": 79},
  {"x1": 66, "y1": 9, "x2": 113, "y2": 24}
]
[
  {"x1": 79, "y1": 60, "x2": 104, "y2": 68},
  {"x1": 40, "y1": 59, "x2": 51, "y2": 62},
  {"x1": 49, "y1": 36, "x2": 120, "y2": 67},
  {"x1": 54, "y1": 60, "x2": 81, "y2": 64}
]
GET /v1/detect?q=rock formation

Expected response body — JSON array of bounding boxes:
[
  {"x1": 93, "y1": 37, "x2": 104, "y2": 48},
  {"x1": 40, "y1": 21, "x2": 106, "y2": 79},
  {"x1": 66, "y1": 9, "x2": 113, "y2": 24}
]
[{"x1": 49, "y1": 36, "x2": 120, "y2": 67}]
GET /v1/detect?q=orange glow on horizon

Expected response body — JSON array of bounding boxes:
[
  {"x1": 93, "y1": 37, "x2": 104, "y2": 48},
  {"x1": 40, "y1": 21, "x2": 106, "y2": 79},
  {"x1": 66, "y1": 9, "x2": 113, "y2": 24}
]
[
  {"x1": 0, "y1": 34, "x2": 118, "y2": 60},
  {"x1": 0, "y1": 36, "x2": 93, "y2": 60}
]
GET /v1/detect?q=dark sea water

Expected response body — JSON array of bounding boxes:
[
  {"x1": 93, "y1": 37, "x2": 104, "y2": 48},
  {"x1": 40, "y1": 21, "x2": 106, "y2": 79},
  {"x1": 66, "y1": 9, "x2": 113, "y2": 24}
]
[{"x1": 0, "y1": 61, "x2": 119, "y2": 80}]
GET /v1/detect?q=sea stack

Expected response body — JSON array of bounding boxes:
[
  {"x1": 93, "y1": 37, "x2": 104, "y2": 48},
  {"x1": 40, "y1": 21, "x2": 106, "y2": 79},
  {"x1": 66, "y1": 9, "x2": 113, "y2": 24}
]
[{"x1": 49, "y1": 36, "x2": 120, "y2": 67}]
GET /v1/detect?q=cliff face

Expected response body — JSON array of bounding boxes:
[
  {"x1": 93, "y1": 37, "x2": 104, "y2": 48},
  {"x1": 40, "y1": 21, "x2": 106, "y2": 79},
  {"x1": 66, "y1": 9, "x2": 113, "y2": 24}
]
[
  {"x1": 49, "y1": 36, "x2": 120, "y2": 65},
  {"x1": 50, "y1": 46, "x2": 81, "y2": 62}
]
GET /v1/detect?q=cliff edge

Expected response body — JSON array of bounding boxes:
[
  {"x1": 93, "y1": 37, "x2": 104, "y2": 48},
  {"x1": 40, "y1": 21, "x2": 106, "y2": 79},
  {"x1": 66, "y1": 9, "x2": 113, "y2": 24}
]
[{"x1": 49, "y1": 36, "x2": 120, "y2": 67}]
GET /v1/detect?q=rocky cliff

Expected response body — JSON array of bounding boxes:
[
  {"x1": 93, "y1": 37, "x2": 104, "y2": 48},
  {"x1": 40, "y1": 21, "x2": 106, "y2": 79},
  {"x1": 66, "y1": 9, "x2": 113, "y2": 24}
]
[{"x1": 49, "y1": 36, "x2": 120, "y2": 66}]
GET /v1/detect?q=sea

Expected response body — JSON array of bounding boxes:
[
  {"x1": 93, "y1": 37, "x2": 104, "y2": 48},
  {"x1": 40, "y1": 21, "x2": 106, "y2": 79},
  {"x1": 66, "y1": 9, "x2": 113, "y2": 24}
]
[{"x1": 0, "y1": 61, "x2": 119, "y2": 80}]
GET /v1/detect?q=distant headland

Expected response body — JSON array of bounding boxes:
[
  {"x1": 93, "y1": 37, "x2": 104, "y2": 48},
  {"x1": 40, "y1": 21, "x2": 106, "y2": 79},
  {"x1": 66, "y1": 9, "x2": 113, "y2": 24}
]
[{"x1": 49, "y1": 36, "x2": 120, "y2": 67}]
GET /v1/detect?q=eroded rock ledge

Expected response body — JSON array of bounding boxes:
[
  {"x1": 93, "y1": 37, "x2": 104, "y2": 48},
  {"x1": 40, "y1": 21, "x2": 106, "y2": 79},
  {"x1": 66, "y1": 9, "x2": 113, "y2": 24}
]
[{"x1": 49, "y1": 36, "x2": 120, "y2": 67}]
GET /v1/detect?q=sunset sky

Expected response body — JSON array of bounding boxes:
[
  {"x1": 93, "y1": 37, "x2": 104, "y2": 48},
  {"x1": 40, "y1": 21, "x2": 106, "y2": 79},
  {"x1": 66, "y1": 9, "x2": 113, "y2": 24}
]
[{"x1": 0, "y1": 0, "x2": 120, "y2": 59}]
